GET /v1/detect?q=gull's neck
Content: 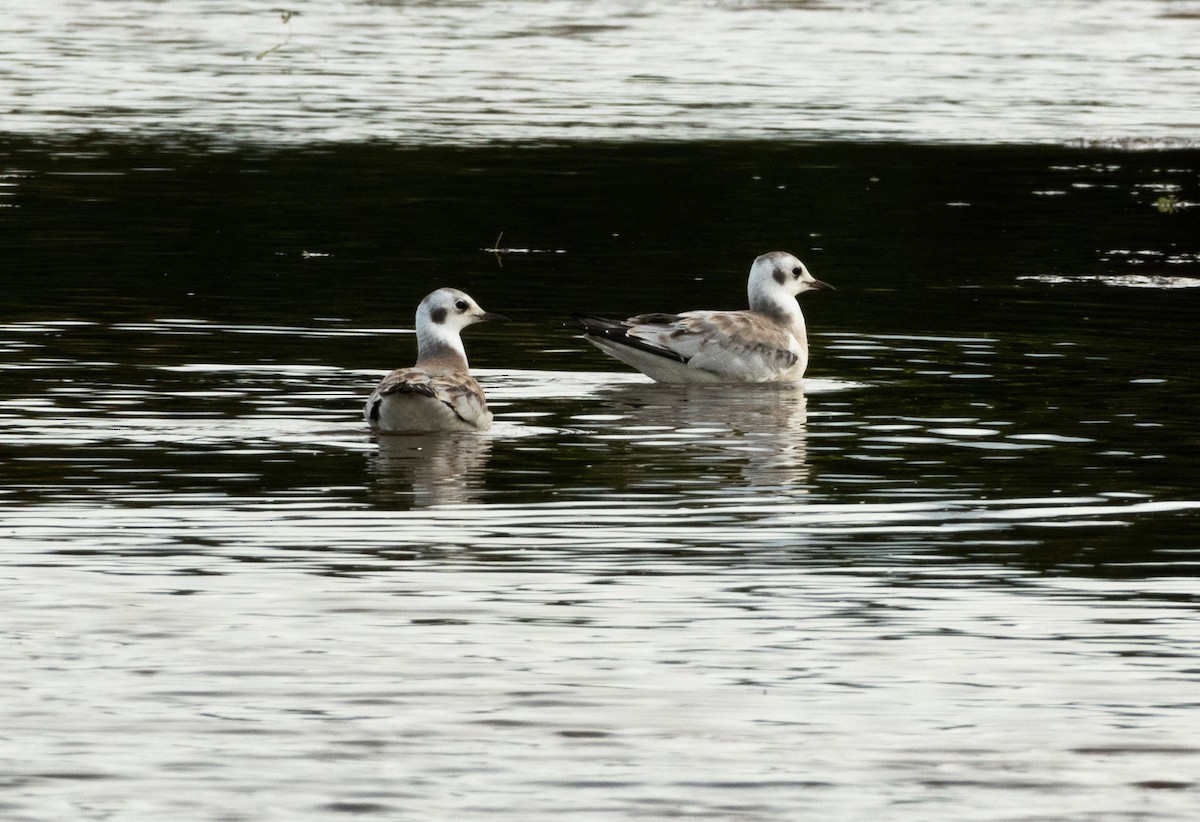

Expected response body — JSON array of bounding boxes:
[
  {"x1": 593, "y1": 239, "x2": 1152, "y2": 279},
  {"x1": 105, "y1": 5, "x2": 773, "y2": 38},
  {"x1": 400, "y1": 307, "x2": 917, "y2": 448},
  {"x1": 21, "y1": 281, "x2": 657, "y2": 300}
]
[
  {"x1": 416, "y1": 325, "x2": 469, "y2": 371},
  {"x1": 748, "y1": 280, "x2": 806, "y2": 333}
]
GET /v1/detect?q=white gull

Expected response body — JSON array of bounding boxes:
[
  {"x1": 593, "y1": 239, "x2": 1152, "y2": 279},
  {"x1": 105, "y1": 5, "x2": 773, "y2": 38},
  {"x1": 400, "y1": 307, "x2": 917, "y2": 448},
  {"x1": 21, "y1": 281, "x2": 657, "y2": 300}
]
[
  {"x1": 573, "y1": 251, "x2": 834, "y2": 383},
  {"x1": 365, "y1": 288, "x2": 507, "y2": 433}
]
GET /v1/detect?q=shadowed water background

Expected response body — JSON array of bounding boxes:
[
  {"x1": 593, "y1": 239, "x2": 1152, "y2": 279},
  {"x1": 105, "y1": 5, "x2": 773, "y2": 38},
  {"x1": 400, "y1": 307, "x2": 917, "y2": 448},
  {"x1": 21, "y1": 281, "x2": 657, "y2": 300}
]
[{"x1": 3, "y1": 1, "x2": 1200, "y2": 820}]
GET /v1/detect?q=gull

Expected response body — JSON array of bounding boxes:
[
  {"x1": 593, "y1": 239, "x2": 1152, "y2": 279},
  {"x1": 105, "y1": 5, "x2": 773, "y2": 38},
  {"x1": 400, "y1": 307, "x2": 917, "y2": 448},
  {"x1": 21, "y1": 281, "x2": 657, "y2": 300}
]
[
  {"x1": 365, "y1": 288, "x2": 507, "y2": 433},
  {"x1": 573, "y1": 251, "x2": 834, "y2": 383}
]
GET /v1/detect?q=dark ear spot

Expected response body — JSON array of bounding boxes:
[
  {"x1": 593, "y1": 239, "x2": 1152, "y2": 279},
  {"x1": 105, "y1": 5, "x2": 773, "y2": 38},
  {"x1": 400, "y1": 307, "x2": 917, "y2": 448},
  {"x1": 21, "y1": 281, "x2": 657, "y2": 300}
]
[
  {"x1": 773, "y1": 270, "x2": 787, "y2": 286},
  {"x1": 430, "y1": 306, "x2": 448, "y2": 324}
]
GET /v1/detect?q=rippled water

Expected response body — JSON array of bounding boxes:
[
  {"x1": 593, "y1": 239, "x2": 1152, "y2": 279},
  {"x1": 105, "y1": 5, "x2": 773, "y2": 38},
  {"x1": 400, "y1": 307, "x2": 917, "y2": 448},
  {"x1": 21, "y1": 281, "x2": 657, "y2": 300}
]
[
  {"x1": 4, "y1": 324, "x2": 1200, "y2": 818},
  {"x1": 4, "y1": 0, "x2": 1199, "y2": 145},
  {"x1": 5, "y1": 138, "x2": 1200, "y2": 814},
  {"x1": 3, "y1": 4, "x2": 1200, "y2": 817}
]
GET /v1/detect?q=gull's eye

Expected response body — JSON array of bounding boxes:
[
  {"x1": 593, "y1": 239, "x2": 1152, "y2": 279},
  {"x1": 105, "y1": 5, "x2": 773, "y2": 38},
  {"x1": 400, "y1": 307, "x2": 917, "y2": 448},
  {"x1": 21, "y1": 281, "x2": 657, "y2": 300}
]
[
  {"x1": 792, "y1": 267, "x2": 804, "y2": 278},
  {"x1": 455, "y1": 299, "x2": 469, "y2": 311}
]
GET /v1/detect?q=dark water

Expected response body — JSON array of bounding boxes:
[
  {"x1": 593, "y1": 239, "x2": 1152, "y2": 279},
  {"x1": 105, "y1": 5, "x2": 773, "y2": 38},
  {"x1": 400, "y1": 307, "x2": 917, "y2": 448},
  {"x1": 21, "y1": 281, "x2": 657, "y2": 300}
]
[
  {"x1": 4, "y1": 0, "x2": 1200, "y2": 818},
  {"x1": 3, "y1": 137, "x2": 1199, "y2": 820}
]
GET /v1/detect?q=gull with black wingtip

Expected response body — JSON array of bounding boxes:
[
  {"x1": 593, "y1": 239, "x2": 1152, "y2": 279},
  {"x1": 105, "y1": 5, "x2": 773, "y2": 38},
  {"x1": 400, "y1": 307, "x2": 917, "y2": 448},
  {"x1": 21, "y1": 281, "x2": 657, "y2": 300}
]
[
  {"x1": 573, "y1": 251, "x2": 834, "y2": 383},
  {"x1": 365, "y1": 288, "x2": 507, "y2": 433}
]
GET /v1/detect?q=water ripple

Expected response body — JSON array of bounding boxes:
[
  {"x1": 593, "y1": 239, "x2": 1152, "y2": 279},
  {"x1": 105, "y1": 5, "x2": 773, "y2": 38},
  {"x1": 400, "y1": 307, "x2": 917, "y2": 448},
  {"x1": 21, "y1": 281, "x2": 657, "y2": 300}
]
[{"x1": 2, "y1": 1, "x2": 1197, "y2": 146}]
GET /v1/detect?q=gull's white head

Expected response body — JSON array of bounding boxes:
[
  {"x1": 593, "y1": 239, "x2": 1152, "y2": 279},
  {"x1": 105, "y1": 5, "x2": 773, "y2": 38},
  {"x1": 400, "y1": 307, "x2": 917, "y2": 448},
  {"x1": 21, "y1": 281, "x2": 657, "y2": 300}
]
[
  {"x1": 415, "y1": 287, "x2": 507, "y2": 365},
  {"x1": 747, "y1": 251, "x2": 835, "y2": 313}
]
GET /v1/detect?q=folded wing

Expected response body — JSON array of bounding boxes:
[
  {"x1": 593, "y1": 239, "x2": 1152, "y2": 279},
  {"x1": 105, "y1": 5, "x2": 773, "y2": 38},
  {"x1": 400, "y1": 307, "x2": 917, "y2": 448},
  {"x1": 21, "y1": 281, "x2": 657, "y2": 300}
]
[
  {"x1": 367, "y1": 367, "x2": 492, "y2": 431},
  {"x1": 575, "y1": 311, "x2": 801, "y2": 382}
]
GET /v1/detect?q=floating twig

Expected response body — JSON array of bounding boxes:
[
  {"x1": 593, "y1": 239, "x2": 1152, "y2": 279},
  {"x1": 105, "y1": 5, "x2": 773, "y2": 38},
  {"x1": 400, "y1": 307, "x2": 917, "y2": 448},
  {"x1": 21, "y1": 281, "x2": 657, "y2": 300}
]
[
  {"x1": 256, "y1": 12, "x2": 295, "y2": 61},
  {"x1": 482, "y1": 231, "x2": 566, "y2": 266},
  {"x1": 255, "y1": 11, "x2": 324, "y2": 62}
]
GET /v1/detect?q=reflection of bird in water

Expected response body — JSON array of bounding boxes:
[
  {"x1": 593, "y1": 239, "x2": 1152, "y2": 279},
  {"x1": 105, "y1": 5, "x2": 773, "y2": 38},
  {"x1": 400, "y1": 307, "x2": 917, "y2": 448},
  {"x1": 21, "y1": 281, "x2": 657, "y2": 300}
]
[
  {"x1": 369, "y1": 433, "x2": 492, "y2": 507},
  {"x1": 573, "y1": 251, "x2": 833, "y2": 383},
  {"x1": 365, "y1": 288, "x2": 507, "y2": 433},
  {"x1": 591, "y1": 382, "x2": 810, "y2": 490}
]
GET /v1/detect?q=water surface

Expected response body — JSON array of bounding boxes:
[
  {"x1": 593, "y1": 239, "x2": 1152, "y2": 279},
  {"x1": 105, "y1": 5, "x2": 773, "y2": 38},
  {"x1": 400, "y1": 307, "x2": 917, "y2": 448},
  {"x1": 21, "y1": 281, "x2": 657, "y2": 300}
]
[
  {"x1": 2, "y1": 137, "x2": 1199, "y2": 819},
  {"x1": 3, "y1": 0, "x2": 1198, "y2": 146},
  {"x1": 4, "y1": 0, "x2": 1200, "y2": 814}
]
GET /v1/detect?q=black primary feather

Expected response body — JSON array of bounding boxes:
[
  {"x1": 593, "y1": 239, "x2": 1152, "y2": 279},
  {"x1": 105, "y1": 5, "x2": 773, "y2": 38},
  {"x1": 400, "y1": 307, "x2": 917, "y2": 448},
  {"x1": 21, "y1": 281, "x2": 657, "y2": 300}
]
[{"x1": 571, "y1": 313, "x2": 690, "y2": 364}]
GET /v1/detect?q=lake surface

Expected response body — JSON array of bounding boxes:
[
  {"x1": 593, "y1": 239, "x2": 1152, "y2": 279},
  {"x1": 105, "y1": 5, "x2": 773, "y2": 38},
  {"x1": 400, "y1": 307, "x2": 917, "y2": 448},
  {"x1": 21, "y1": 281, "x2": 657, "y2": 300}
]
[
  {"x1": 3, "y1": 0, "x2": 1199, "y2": 146},
  {"x1": 3, "y1": 1, "x2": 1200, "y2": 820}
]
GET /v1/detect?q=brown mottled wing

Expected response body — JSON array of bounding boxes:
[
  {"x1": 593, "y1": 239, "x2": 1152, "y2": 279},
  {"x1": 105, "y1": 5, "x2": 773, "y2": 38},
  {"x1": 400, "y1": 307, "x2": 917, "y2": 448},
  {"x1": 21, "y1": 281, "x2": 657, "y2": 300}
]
[
  {"x1": 372, "y1": 367, "x2": 491, "y2": 428},
  {"x1": 627, "y1": 310, "x2": 801, "y2": 379}
]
